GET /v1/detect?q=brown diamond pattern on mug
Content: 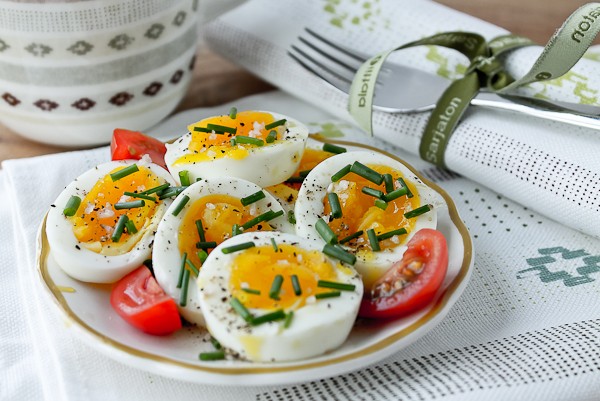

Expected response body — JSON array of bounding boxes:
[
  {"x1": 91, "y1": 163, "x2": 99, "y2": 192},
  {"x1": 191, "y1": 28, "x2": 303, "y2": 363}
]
[
  {"x1": 170, "y1": 70, "x2": 184, "y2": 84},
  {"x1": 143, "y1": 82, "x2": 163, "y2": 96},
  {"x1": 68, "y1": 41, "x2": 94, "y2": 56},
  {"x1": 145, "y1": 23, "x2": 165, "y2": 40},
  {"x1": 34, "y1": 99, "x2": 59, "y2": 111},
  {"x1": 110, "y1": 92, "x2": 134, "y2": 106},
  {"x1": 25, "y1": 43, "x2": 52, "y2": 57},
  {"x1": 173, "y1": 11, "x2": 187, "y2": 26},
  {"x1": 72, "y1": 98, "x2": 96, "y2": 110},
  {"x1": 0, "y1": 39, "x2": 9, "y2": 52},
  {"x1": 108, "y1": 34, "x2": 134, "y2": 51},
  {"x1": 2, "y1": 92, "x2": 20, "y2": 106}
]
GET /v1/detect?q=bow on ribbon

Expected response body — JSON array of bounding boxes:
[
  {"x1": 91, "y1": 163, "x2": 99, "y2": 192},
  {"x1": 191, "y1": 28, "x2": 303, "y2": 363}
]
[{"x1": 349, "y1": 2, "x2": 600, "y2": 168}]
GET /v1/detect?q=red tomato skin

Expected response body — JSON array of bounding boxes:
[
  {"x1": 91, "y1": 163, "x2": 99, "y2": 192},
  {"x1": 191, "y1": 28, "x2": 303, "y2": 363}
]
[
  {"x1": 110, "y1": 128, "x2": 167, "y2": 169},
  {"x1": 359, "y1": 229, "x2": 448, "y2": 319},
  {"x1": 110, "y1": 266, "x2": 182, "y2": 336}
]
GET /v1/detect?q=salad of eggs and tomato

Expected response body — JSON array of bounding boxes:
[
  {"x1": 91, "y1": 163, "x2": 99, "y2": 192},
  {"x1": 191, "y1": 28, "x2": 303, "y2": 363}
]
[{"x1": 46, "y1": 108, "x2": 449, "y2": 362}]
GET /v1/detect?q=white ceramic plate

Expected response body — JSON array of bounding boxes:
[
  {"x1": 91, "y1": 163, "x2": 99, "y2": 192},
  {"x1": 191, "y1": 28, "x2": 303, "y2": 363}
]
[{"x1": 36, "y1": 131, "x2": 473, "y2": 387}]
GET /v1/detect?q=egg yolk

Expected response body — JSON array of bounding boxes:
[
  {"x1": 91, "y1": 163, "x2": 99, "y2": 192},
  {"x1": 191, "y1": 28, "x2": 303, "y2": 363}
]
[
  {"x1": 323, "y1": 165, "x2": 420, "y2": 251},
  {"x1": 175, "y1": 111, "x2": 282, "y2": 165},
  {"x1": 70, "y1": 166, "x2": 161, "y2": 255},
  {"x1": 285, "y1": 147, "x2": 333, "y2": 190},
  {"x1": 177, "y1": 194, "x2": 273, "y2": 269},
  {"x1": 229, "y1": 244, "x2": 339, "y2": 310}
]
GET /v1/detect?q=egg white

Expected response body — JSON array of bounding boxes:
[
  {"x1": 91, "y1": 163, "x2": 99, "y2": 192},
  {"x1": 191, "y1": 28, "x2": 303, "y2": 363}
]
[
  {"x1": 164, "y1": 111, "x2": 309, "y2": 187},
  {"x1": 197, "y1": 231, "x2": 363, "y2": 362},
  {"x1": 46, "y1": 160, "x2": 176, "y2": 283},
  {"x1": 152, "y1": 177, "x2": 294, "y2": 327},
  {"x1": 294, "y1": 150, "x2": 441, "y2": 287}
]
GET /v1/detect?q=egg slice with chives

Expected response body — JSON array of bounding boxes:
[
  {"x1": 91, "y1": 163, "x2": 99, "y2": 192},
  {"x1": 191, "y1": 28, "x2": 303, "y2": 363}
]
[
  {"x1": 197, "y1": 231, "x2": 363, "y2": 362},
  {"x1": 46, "y1": 160, "x2": 176, "y2": 283},
  {"x1": 152, "y1": 177, "x2": 293, "y2": 326},
  {"x1": 164, "y1": 110, "x2": 309, "y2": 187},
  {"x1": 294, "y1": 151, "x2": 441, "y2": 289}
]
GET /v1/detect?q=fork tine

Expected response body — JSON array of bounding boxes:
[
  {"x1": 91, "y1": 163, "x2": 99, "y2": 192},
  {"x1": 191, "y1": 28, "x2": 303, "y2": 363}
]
[
  {"x1": 304, "y1": 28, "x2": 368, "y2": 64},
  {"x1": 288, "y1": 46, "x2": 353, "y2": 93},
  {"x1": 298, "y1": 36, "x2": 358, "y2": 73}
]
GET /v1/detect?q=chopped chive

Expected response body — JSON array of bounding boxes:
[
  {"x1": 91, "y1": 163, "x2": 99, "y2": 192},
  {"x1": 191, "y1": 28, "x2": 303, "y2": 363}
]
[
  {"x1": 196, "y1": 177, "x2": 203, "y2": 182},
  {"x1": 242, "y1": 288, "x2": 261, "y2": 295},
  {"x1": 195, "y1": 219, "x2": 206, "y2": 242},
  {"x1": 178, "y1": 170, "x2": 191, "y2": 186},
  {"x1": 63, "y1": 195, "x2": 81, "y2": 217},
  {"x1": 350, "y1": 162, "x2": 384, "y2": 185},
  {"x1": 383, "y1": 174, "x2": 394, "y2": 193},
  {"x1": 251, "y1": 309, "x2": 286, "y2": 326},
  {"x1": 315, "y1": 219, "x2": 338, "y2": 244},
  {"x1": 240, "y1": 190, "x2": 265, "y2": 206},
  {"x1": 285, "y1": 176, "x2": 305, "y2": 184},
  {"x1": 264, "y1": 119, "x2": 286, "y2": 130},
  {"x1": 197, "y1": 249, "x2": 208, "y2": 264},
  {"x1": 404, "y1": 204, "x2": 432, "y2": 219},
  {"x1": 361, "y1": 186, "x2": 384, "y2": 199},
  {"x1": 323, "y1": 143, "x2": 346, "y2": 154},
  {"x1": 327, "y1": 192, "x2": 343, "y2": 219},
  {"x1": 269, "y1": 275, "x2": 284, "y2": 300},
  {"x1": 234, "y1": 135, "x2": 264, "y2": 146},
  {"x1": 222, "y1": 241, "x2": 255, "y2": 254},
  {"x1": 375, "y1": 199, "x2": 388, "y2": 210},
  {"x1": 398, "y1": 177, "x2": 413, "y2": 198},
  {"x1": 229, "y1": 107, "x2": 237, "y2": 119},
  {"x1": 230, "y1": 297, "x2": 253, "y2": 322},
  {"x1": 315, "y1": 291, "x2": 341, "y2": 299},
  {"x1": 323, "y1": 243, "x2": 356, "y2": 265},
  {"x1": 196, "y1": 241, "x2": 217, "y2": 250},
  {"x1": 110, "y1": 164, "x2": 139, "y2": 181},
  {"x1": 210, "y1": 336, "x2": 222, "y2": 350},
  {"x1": 299, "y1": 169, "x2": 312, "y2": 178},
  {"x1": 140, "y1": 183, "x2": 170, "y2": 195},
  {"x1": 111, "y1": 215, "x2": 128, "y2": 242},
  {"x1": 177, "y1": 253, "x2": 187, "y2": 288},
  {"x1": 125, "y1": 219, "x2": 138, "y2": 234},
  {"x1": 199, "y1": 350, "x2": 225, "y2": 361},
  {"x1": 179, "y1": 268, "x2": 190, "y2": 307},
  {"x1": 287, "y1": 210, "x2": 296, "y2": 224},
  {"x1": 123, "y1": 192, "x2": 156, "y2": 202},
  {"x1": 266, "y1": 130, "x2": 277, "y2": 143},
  {"x1": 318, "y1": 280, "x2": 356, "y2": 291},
  {"x1": 383, "y1": 186, "x2": 408, "y2": 202},
  {"x1": 284, "y1": 311, "x2": 294, "y2": 328},
  {"x1": 270, "y1": 238, "x2": 278, "y2": 252},
  {"x1": 331, "y1": 164, "x2": 351, "y2": 182},
  {"x1": 367, "y1": 228, "x2": 381, "y2": 251},
  {"x1": 241, "y1": 210, "x2": 284, "y2": 230},
  {"x1": 207, "y1": 123, "x2": 236, "y2": 135},
  {"x1": 172, "y1": 194, "x2": 190, "y2": 216},
  {"x1": 115, "y1": 200, "x2": 145, "y2": 210},
  {"x1": 339, "y1": 230, "x2": 363, "y2": 244},
  {"x1": 230, "y1": 138, "x2": 236, "y2": 146},
  {"x1": 158, "y1": 186, "x2": 187, "y2": 200},
  {"x1": 291, "y1": 274, "x2": 302, "y2": 296},
  {"x1": 232, "y1": 223, "x2": 242, "y2": 236},
  {"x1": 377, "y1": 228, "x2": 408, "y2": 241},
  {"x1": 193, "y1": 126, "x2": 212, "y2": 133},
  {"x1": 185, "y1": 258, "x2": 199, "y2": 276}
]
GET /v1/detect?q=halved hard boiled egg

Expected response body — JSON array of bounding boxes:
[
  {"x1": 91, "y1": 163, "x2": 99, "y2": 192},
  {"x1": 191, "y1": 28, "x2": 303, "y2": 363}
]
[
  {"x1": 46, "y1": 160, "x2": 176, "y2": 283},
  {"x1": 152, "y1": 177, "x2": 293, "y2": 326},
  {"x1": 197, "y1": 231, "x2": 363, "y2": 362},
  {"x1": 165, "y1": 110, "x2": 309, "y2": 187},
  {"x1": 295, "y1": 151, "x2": 441, "y2": 289}
]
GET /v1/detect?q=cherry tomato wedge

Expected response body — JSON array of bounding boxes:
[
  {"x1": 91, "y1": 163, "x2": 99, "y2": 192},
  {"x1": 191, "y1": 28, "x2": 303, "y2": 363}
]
[
  {"x1": 110, "y1": 128, "x2": 167, "y2": 169},
  {"x1": 110, "y1": 266, "x2": 182, "y2": 335},
  {"x1": 359, "y1": 228, "x2": 448, "y2": 319}
]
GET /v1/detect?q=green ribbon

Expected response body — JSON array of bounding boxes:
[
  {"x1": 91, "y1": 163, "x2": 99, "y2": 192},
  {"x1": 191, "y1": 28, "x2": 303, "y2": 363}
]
[{"x1": 348, "y1": 2, "x2": 600, "y2": 168}]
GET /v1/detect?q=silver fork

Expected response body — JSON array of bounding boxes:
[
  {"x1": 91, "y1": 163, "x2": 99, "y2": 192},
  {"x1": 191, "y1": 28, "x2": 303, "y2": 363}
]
[{"x1": 288, "y1": 28, "x2": 600, "y2": 130}]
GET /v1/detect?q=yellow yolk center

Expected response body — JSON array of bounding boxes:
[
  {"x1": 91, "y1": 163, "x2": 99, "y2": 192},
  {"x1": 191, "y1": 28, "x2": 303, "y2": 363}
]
[
  {"x1": 178, "y1": 194, "x2": 273, "y2": 269},
  {"x1": 324, "y1": 165, "x2": 420, "y2": 251},
  {"x1": 176, "y1": 111, "x2": 280, "y2": 165},
  {"x1": 230, "y1": 244, "x2": 339, "y2": 310},
  {"x1": 70, "y1": 166, "x2": 161, "y2": 254}
]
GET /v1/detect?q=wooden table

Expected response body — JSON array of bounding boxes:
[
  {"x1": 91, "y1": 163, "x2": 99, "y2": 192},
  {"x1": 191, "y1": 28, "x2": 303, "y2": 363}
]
[{"x1": 0, "y1": 0, "x2": 590, "y2": 163}]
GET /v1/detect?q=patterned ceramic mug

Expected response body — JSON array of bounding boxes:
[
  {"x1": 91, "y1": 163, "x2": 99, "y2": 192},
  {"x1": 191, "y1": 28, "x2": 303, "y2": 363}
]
[{"x1": 0, "y1": 0, "x2": 199, "y2": 146}]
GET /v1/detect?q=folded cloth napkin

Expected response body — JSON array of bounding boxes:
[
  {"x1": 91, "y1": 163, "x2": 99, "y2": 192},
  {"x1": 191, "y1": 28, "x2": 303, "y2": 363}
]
[
  {"x1": 2, "y1": 91, "x2": 600, "y2": 400},
  {"x1": 204, "y1": 0, "x2": 600, "y2": 239}
]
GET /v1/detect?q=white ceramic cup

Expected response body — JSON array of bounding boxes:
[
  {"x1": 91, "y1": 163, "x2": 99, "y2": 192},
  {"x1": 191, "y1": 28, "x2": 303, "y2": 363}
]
[{"x1": 0, "y1": 0, "x2": 199, "y2": 146}]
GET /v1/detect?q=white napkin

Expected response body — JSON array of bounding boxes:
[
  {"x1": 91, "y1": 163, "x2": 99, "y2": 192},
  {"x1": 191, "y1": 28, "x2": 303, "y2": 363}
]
[
  {"x1": 204, "y1": 0, "x2": 600, "y2": 240},
  {"x1": 3, "y1": 91, "x2": 600, "y2": 400}
]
